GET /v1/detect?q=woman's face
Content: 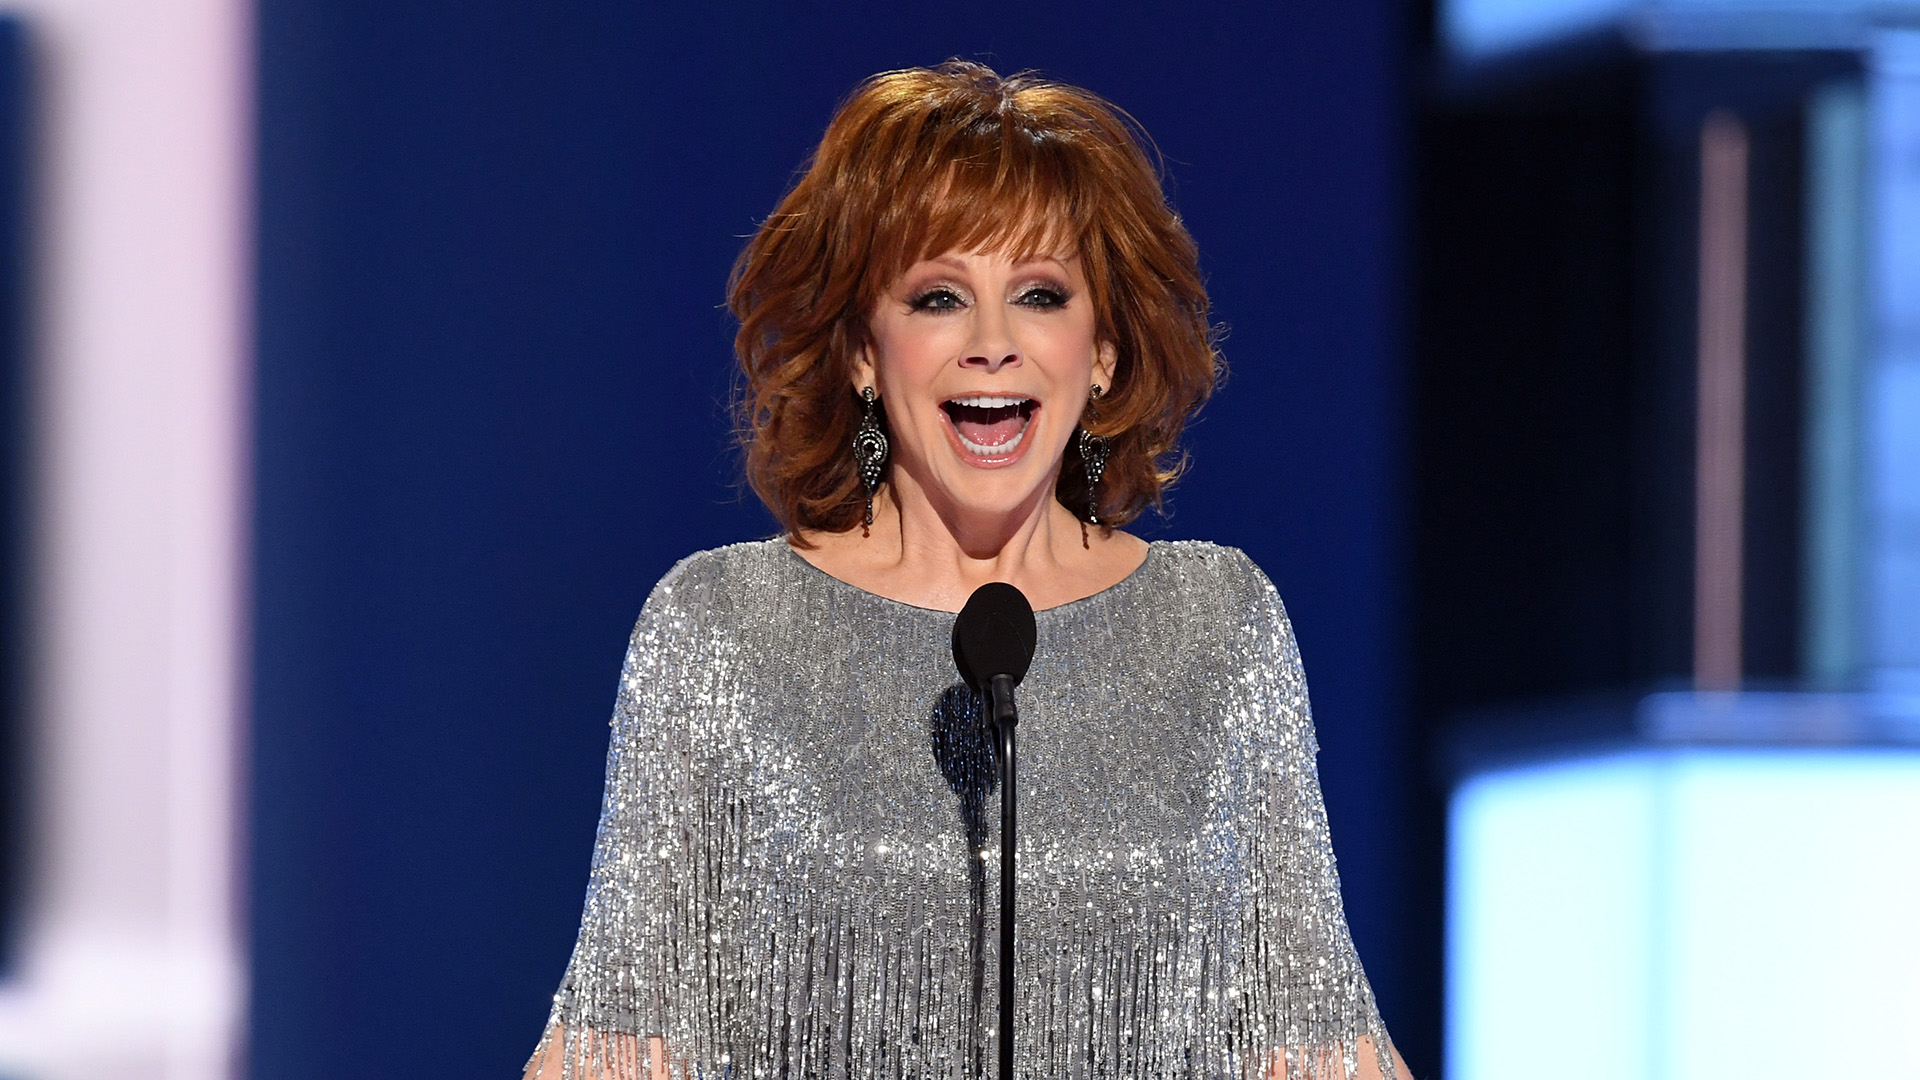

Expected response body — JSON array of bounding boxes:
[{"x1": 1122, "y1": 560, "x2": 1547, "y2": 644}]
[{"x1": 856, "y1": 248, "x2": 1115, "y2": 529}]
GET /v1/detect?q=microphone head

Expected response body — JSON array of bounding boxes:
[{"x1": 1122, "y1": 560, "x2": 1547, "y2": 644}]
[{"x1": 952, "y1": 582, "x2": 1038, "y2": 690}]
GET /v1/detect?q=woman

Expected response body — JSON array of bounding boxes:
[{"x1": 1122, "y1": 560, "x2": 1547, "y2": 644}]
[{"x1": 526, "y1": 61, "x2": 1410, "y2": 1080}]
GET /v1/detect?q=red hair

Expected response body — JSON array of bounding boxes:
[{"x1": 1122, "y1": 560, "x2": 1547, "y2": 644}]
[{"x1": 729, "y1": 60, "x2": 1219, "y2": 540}]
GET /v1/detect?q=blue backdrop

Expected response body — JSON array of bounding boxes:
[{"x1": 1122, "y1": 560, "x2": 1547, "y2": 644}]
[{"x1": 251, "y1": 4, "x2": 1411, "y2": 1076}]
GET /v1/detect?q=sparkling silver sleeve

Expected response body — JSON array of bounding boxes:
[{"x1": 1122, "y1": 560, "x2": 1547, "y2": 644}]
[
  {"x1": 1229, "y1": 556, "x2": 1397, "y2": 1080},
  {"x1": 524, "y1": 540, "x2": 1397, "y2": 1080},
  {"x1": 526, "y1": 555, "x2": 718, "y2": 1079}
]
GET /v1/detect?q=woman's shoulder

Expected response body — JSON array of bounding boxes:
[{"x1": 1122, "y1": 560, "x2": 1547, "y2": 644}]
[
  {"x1": 1143, "y1": 538, "x2": 1281, "y2": 601},
  {"x1": 653, "y1": 536, "x2": 791, "y2": 590},
  {"x1": 635, "y1": 537, "x2": 796, "y2": 623},
  {"x1": 1135, "y1": 542, "x2": 1305, "y2": 694},
  {"x1": 1136, "y1": 539, "x2": 1296, "y2": 646}
]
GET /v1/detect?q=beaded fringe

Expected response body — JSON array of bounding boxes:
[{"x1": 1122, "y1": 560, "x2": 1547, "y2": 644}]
[
  {"x1": 523, "y1": 780, "x2": 1396, "y2": 1079},
  {"x1": 524, "y1": 1026, "x2": 1395, "y2": 1080}
]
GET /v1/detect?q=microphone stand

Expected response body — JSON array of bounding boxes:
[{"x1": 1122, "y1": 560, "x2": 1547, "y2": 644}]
[
  {"x1": 987, "y1": 673, "x2": 1018, "y2": 1080},
  {"x1": 952, "y1": 582, "x2": 1034, "y2": 1080}
]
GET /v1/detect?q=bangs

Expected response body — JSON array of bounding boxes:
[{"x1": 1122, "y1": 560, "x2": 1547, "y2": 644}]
[{"x1": 862, "y1": 115, "x2": 1095, "y2": 295}]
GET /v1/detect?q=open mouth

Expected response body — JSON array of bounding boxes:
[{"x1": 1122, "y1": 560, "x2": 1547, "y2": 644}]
[{"x1": 941, "y1": 395, "x2": 1037, "y2": 460}]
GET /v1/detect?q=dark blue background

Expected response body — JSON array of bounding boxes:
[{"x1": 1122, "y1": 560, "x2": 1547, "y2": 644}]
[{"x1": 251, "y1": 4, "x2": 1412, "y2": 1076}]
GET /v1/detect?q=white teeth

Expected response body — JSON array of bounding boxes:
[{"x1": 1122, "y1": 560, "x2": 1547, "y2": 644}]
[
  {"x1": 955, "y1": 426, "x2": 1028, "y2": 458},
  {"x1": 945, "y1": 394, "x2": 1034, "y2": 459}
]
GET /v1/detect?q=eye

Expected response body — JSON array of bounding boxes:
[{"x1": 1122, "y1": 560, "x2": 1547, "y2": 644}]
[
  {"x1": 908, "y1": 287, "x2": 966, "y2": 313},
  {"x1": 1014, "y1": 284, "x2": 1071, "y2": 309}
]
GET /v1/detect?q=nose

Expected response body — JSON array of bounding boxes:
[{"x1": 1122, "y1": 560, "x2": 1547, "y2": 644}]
[
  {"x1": 961, "y1": 306, "x2": 1021, "y2": 373},
  {"x1": 962, "y1": 349, "x2": 1021, "y2": 374}
]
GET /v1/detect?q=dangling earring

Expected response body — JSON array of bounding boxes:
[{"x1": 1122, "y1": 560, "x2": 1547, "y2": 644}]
[
  {"x1": 1078, "y1": 385, "x2": 1113, "y2": 547},
  {"x1": 853, "y1": 385, "x2": 889, "y2": 537}
]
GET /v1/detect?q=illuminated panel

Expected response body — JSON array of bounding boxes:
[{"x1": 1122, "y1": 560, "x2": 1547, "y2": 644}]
[
  {"x1": 1441, "y1": 0, "x2": 1920, "y2": 59},
  {"x1": 1449, "y1": 749, "x2": 1920, "y2": 1080},
  {"x1": 1662, "y1": 752, "x2": 1920, "y2": 1076},
  {"x1": 1447, "y1": 754, "x2": 1658, "y2": 1080},
  {"x1": 1442, "y1": 0, "x2": 1634, "y2": 59}
]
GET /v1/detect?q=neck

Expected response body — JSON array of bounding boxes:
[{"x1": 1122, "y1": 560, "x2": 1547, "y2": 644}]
[
  {"x1": 794, "y1": 464, "x2": 1146, "y2": 614},
  {"x1": 869, "y1": 467, "x2": 1078, "y2": 609}
]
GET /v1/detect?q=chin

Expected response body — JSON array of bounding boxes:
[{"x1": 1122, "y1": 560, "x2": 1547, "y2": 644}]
[{"x1": 936, "y1": 464, "x2": 1059, "y2": 520}]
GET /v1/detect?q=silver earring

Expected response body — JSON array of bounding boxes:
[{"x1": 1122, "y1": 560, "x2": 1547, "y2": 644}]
[
  {"x1": 1078, "y1": 385, "x2": 1112, "y2": 525},
  {"x1": 853, "y1": 386, "x2": 889, "y2": 536}
]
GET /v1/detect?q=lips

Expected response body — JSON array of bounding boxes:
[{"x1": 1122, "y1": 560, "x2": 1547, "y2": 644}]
[{"x1": 941, "y1": 394, "x2": 1036, "y2": 460}]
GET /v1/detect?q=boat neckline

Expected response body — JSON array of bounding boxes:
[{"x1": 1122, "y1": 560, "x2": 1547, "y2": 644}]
[{"x1": 779, "y1": 538, "x2": 1159, "y2": 617}]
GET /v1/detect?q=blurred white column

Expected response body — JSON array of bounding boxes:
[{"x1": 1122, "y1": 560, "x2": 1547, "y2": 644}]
[{"x1": 0, "y1": 1, "x2": 251, "y2": 1079}]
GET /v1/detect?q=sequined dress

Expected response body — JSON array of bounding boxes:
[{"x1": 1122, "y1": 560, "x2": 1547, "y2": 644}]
[{"x1": 530, "y1": 538, "x2": 1395, "y2": 1080}]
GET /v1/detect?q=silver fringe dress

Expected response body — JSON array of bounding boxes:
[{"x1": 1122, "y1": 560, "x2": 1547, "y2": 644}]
[{"x1": 529, "y1": 538, "x2": 1395, "y2": 1080}]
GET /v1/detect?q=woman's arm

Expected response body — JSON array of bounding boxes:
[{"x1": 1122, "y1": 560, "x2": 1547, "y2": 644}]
[
  {"x1": 1367, "y1": 1038, "x2": 1416, "y2": 1080},
  {"x1": 1267, "y1": 1036, "x2": 1415, "y2": 1080},
  {"x1": 522, "y1": 1026, "x2": 668, "y2": 1080}
]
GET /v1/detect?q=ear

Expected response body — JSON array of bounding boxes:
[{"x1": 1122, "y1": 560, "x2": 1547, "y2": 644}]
[
  {"x1": 1092, "y1": 340, "x2": 1118, "y2": 394},
  {"x1": 851, "y1": 341, "x2": 877, "y2": 396}
]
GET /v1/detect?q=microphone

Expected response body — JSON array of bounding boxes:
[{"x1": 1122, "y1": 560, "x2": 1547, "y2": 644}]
[
  {"x1": 951, "y1": 582, "x2": 1035, "y2": 1080},
  {"x1": 952, "y1": 581, "x2": 1037, "y2": 734}
]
